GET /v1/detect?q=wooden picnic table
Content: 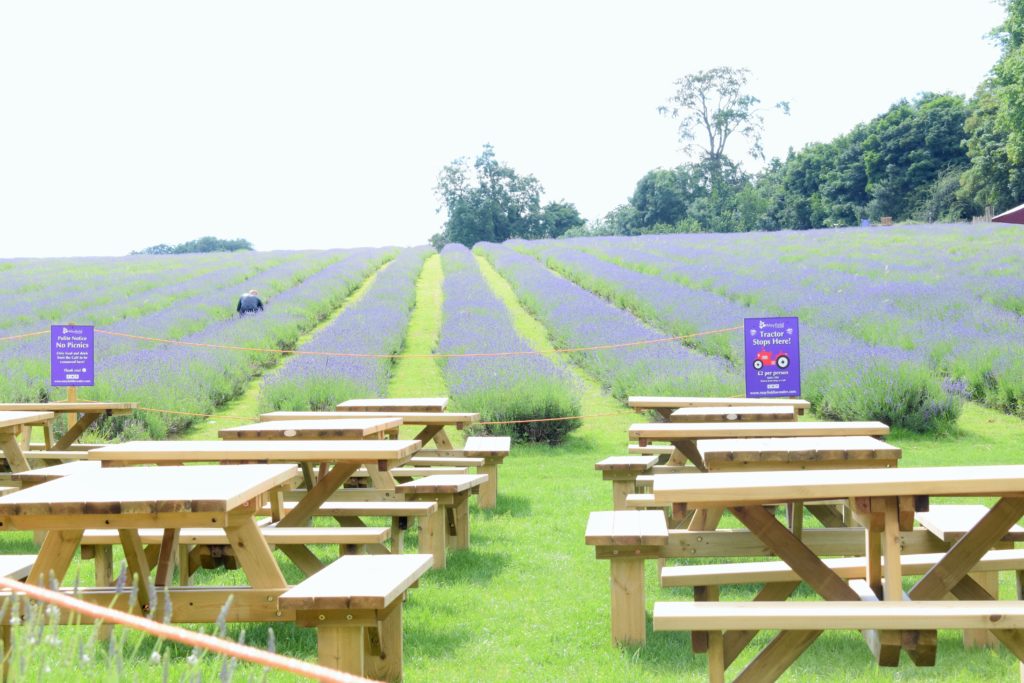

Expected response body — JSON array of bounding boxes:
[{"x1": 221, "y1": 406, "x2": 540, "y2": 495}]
[
  {"x1": 0, "y1": 402, "x2": 136, "y2": 450},
  {"x1": 669, "y1": 406, "x2": 797, "y2": 423},
  {"x1": 90, "y1": 439, "x2": 421, "y2": 576},
  {"x1": 218, "y1": 417, "x2": 402, "y2": 441},
  {"x1": 338, "y1": 397, "x2": 449, "y2": 413},
  {"x1": 0, "y1": 464, "x2": 297, "y2": 611},
  {"x1": 0, "y1": 411, "x2": 55, "y2": 472},
  {"x1": 629, "y1": 420, "x2": 890, "y2": 468},
  {"x1": 629, "y1": 396, "x2": 810, "y2": 419},
  {"x1": 261, "y1": 410, "x2": 480, "y2": 451},
  {"x1": 650, "y1": 465, "x2": 1024, "y2": 680}
]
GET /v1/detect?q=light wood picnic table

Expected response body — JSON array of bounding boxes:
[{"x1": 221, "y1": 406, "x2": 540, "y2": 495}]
[
  {"x1": 90, "y1": 439, "x2": 421, "y2": 576},
  {"x1": 0, "y1": 411, "x2": 55, "y2": 472},
  {"x1": 669, "y1": 406, "x2": 797, "y2": 423},
  {"x1": 218, "y1": 417, "x2": 402, "y2": 441},
  {"x1": 0, "y1": 464, "x2": 297, "y2": 616},
  {"x1": 338, "y1": 397, "x2": 449, "y2": 413},
  {"x1": 629, "y1": 420, "x2": 889, "y2": 468},
  {"x1": 262, "y1": 410, "x2": 480, "y2": 451},
  {"x1": 651, "y1": 464, "x2": 1024, "y2": 679},
  {"x1": 0, "y1": 402, "x2": 135, "y2": 450},
  {"x1": 629, "y1": 396, "x2": 810, "y2": 419}
]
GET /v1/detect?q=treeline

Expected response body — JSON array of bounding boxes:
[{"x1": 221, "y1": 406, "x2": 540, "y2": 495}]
[
  {"x1": 132, "y1": 236, "x2": 254, "y2": 255},
  {"x1": 571, "y1": 0, "x2": 1024, "y2": 237}
]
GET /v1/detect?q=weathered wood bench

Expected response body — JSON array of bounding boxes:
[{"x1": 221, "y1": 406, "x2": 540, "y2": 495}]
[
  {"x1": 595, "y1": 456, "x2": 659, "y2": 510},
  {"x1": 396, "y1": 473, "x2": 487, "y2": 567},
  {"x1": 653, "y1": 599, "x2": 1024, "y2": 682},
  {"x1": 260, "y1": 500, "x2": 439, "y2": 560},
  {"x1": 585, "y1": 510, "x2": 669, "y2": 645},
  {"x1": 416, "y1": 436, "x2": 509, "y2": 509},
  {"x1": 80, "y1": 525, "x2": 393, "y2": 583},
  {"x1": 279, "y1": 553, "x2": 433, "y2": 682}
]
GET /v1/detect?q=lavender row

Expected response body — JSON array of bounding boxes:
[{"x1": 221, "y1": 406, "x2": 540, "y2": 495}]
[
  {"x1": 62, "y1": 249, "x2": 393, "y2": 439},
  {"x1": 0, "y1": 250, "x2": 350, "y2": 403},
  {"x1": 574, "y1": 224, "x2": 1019, "y2": 418},
  {"x1": 476, "y1": 242, "x2": 740, "y2": 401},
  {"x1": 260, "y1": 247, "x2": 432, "y2": 411},
  {"x1": 438, "y1": 244, "x2": 582, "y2": 443},
  {"x1": 516, "y1": 238, "x2": 959, "y2": 431}
]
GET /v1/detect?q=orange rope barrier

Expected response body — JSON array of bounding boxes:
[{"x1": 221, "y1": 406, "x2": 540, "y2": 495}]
[
  {"x1": 0, "y1": 576, "x2": 373, "y2": 682},
  {"x1": 134, "y1": 406, "x2": 258, "y2": 422},
  {"x1": 0, "y1": 330, "x2": 49, "y2": 343},
  {"x1": 87, "y1": 325, "x2": 740, "y2": 359}
]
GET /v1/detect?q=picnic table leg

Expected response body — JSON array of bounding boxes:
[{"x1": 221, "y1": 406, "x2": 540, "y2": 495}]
[
  {"x1": 479, "y1": 462, "x2": 498, "y2": 510},
  {"x1": 178, "y1": 544, "x2": 191, "y2": 586},
  {"x1": 154, "y1": 529, "x2": 180, "y2": 587},
  {"x1": 278, "y1": 463, "x2": 360, "y2": 528},
  {"x1": 449, "y1": 492, "x2": 470, "y2": 550},
  {"x1": 431, "y1": 428, "x2": 455, "y2": 451},
  {"x1": 0, "y1": 432, "x2": 31, "y2": 473},
  {"x1": 29, "y1": 529, "x2": 84, "y2": 586},
  {"x1": 278, "y1": 545, "x2": 327, "y2": 578},
  {"x1": 53, "y1": 412, "x2": 100, "y2": 450},
  {"x1": 224, "y1": 513, "x2": 287, "y2": 589},
  {"x1": 610, "y1": 557, "x2": 646, "y2": 645},
  {"x1": 317, "y1": 624, "x2": 365, "y2": 677},
  {"x1": 411, "y1": 425, "x2": 446, "y2": 449},
  {"x1": 611, "y1": 480, "x2": 633, "y2": 511},
  {"x1": 119, "y1": 529, "x2": 154, "y2": 612},
  {"x1": 365, "y1": 601, "x2": 404, "y2": 682},
  {"x1": 419, "y1": 507, "x2": 446, "y2": 569}
]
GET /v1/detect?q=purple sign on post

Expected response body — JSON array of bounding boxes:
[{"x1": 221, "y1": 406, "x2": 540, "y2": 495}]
[
  {"x1": 51, "y1": 324, "x2": 94, "y2": 387},
  {"x1": 744, "y1": 317, "x2": 800, "y2": 398}
]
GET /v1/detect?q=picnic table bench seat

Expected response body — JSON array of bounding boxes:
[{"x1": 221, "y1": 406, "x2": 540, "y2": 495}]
[
  {"x1": 916, "y1": 504, "x2": 1024, "y2": 543},
  {"x1": 585, "y1": 510, "x2": 670, "y2": 644},
  {"x1": 28, "y1": 442, "x2": 100, "y2": 452},
  {"x1": 337, "y1": 397, "x2": 449, "y2": 413},
  {"x1": 596, "y1": 455, "x2": 659, "y2": 509},
  {"x1": 280, "y1": 553, "x2": 433, "y2": 681},
  {"x1": 80, "y1": 525, "x2": 393, "y2": 582},
  {"x1": 415, "y1": 436, "x2": 508, "y2": 509}
]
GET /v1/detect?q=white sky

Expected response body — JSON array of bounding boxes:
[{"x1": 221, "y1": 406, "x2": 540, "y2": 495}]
[{"x1": 0, "y1": 1, "x2": 1006, "y2": 257}]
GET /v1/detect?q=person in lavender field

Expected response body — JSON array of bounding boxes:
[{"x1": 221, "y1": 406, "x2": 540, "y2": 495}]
[{"x1": 236, "y1": 289, "x2": 263, "y2": 316}]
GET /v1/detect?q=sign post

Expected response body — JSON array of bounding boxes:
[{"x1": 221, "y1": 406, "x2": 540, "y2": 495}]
[
  {"x1": 51, "y1": 324, "x2": 95, "y2": 429},
  {"x1": 744, "y1": 317, "x2": 800, "y2": 398}
]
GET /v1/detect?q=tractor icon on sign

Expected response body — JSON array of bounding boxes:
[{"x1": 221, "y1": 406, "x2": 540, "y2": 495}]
[{"x1": 753, "y1": 350, "x2": 790, "y2": 370}]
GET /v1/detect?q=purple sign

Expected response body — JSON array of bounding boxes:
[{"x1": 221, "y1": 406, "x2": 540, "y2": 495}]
[
  {"x1": 51, "y1": 324, "x2": 94, "y2": 387},
  {"x1": 744, "y1": 317, "x2": 800, "y2": 398}
]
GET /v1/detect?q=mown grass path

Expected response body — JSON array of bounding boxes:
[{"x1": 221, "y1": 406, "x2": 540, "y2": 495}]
[
  {"x1": 388, "y1": 254, "x2": 448, "y2": 399},
  {"x1": 183, "y1": 261, "x2": 391, "y2": 439}
]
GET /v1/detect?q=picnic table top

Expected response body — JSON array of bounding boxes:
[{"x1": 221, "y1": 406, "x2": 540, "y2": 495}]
[
  {"x1": 89, "y1": 439, "x2": 422, "y2": 463},
  {"x1": 337, "y1": 398, "x2": 449, "y2": 413},
  {"x1": 10, "y1": 460, "x2": 100, "y2": 485},
  {"x1": 629, "y1": 420, "x2": 889, "y2": 441},
  {"x1": 0, "y1": 411, "x2": 55, "y2": 429},
  {"x1": 0, "y1": 463, "x2": 297, "y2": 517},
  {"x1": 628, "y1": 396, "x2": 811, "y2": 411},
  {"x1": 219, "y1": 417, "x2": 403, "y2": 440},
  {"x1": 0, "y1": 402, "x2": 136, "y2": 414},
  {"x1": 652, "y1": 464, "x2": 1024, "y2": 506},
  {"x1": 669, "y1": 405, "x2": 796, "y2": 422},
  {"x1": 261, "y1": 410, "x2": 480, "y2": 426},
  {"x1": 695, "y1": 436, "x2": 900, "y2": 463}
]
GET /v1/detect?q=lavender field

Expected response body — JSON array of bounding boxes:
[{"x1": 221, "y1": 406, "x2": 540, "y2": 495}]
[{"x1": 1, "y1": 223, "x2": 1021, "y2": 441}]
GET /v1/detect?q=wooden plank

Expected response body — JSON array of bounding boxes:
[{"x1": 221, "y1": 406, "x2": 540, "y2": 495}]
[
  {"x1": 279, "y1": 554, "x2": 433, "y2": 611},
  {"x1": 653, "y1": 464, "x2": 1024, "y2": 506},
  {"x1": 917, "y1": 504, "x2": 1024, "y2": 542},
  {"x1": 669, "y1": 406, "x2": 796, "y2": 423},
  {"x1": 395, "y1": 473, "x2": 486, "y2": 495},
  {"x1": 653, "y1": 600, "x2": 1024, "y2": 630},
  {"x1": 697, "y1": 436, "x2": 899, "y2": 465},
  {"x1": 0, "y1": 434, "x2": 32, "y2": 473},
  {"x1": 0, "y1": 464, "x2": 297, "y2": 518},
  {"x1": 585, "y1": 511, "x2": 669, "y2": 546},
  {"x1": 610, "y1": 558, "x2": 646, "y2": 645},
  {"x1": 218, "y1": 418, "x2": 402, "y2": 440},
  {"x1": 278, "y1": 463, "x2": 360, "y2": 528},
  {"x1": 224, "y1": 515, "x2": 287, "y2": 589},
  {"x1": 628, "y1": 396, "x2": 810, "y2": 414},
  {"x1": 339, "y1": 397, "x2": 448, "y2": 413},
  {"x1": 0, "y1": 411, "x2": 55, "y2": 429},
  {"x1": 53, "y1": 412, "x2": 101, "y2": 450},
  {"x1": 660, "y1": 528, "x2": 948, "y2": 559},
  {"x1": 263, "y1": 411, "x2": 479, "y2": 427},
  {"x1": 11, "y1": 460, "x2": 100, "y2": 486},
  {"x1": 462, "y1": 436, "x2": 511, "y2": 456},
  {"x1": 0, "y1": 403, "x2": 134, "y2": 414},
  {"x1": 596, "y1": 456, "x2": 659, "y2": 472},
  {"x1": 631, "y1": 420, "x2": 888, "y2": 442},
  {"x1": 90, "y1": 440, "x2": 421, "y2": 463}
]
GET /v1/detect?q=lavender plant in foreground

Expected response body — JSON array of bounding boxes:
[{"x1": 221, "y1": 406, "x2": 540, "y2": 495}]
[
  {"x1": 477, "y1": 243, "x2": 740, "y2": 400},
  {"x1": 438, "y1": 244, "x2": 582, "y2": 443},
  {"x1": 260, "y1": 247, "x2": 432, "y2": 411}
]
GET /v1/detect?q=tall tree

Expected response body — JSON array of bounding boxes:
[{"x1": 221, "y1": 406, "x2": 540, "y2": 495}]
[
  {"x1": 432, "y1": 144, "x2": 583, "y2": 247},
  {"x1": 658, "y1": 66, "x2": 789, "y2": 173}
]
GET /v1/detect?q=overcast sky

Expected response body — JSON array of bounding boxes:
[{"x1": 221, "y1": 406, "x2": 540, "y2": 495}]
[{"x1": 0, "y1": 1, "x2": 1006, "y2": 257}]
